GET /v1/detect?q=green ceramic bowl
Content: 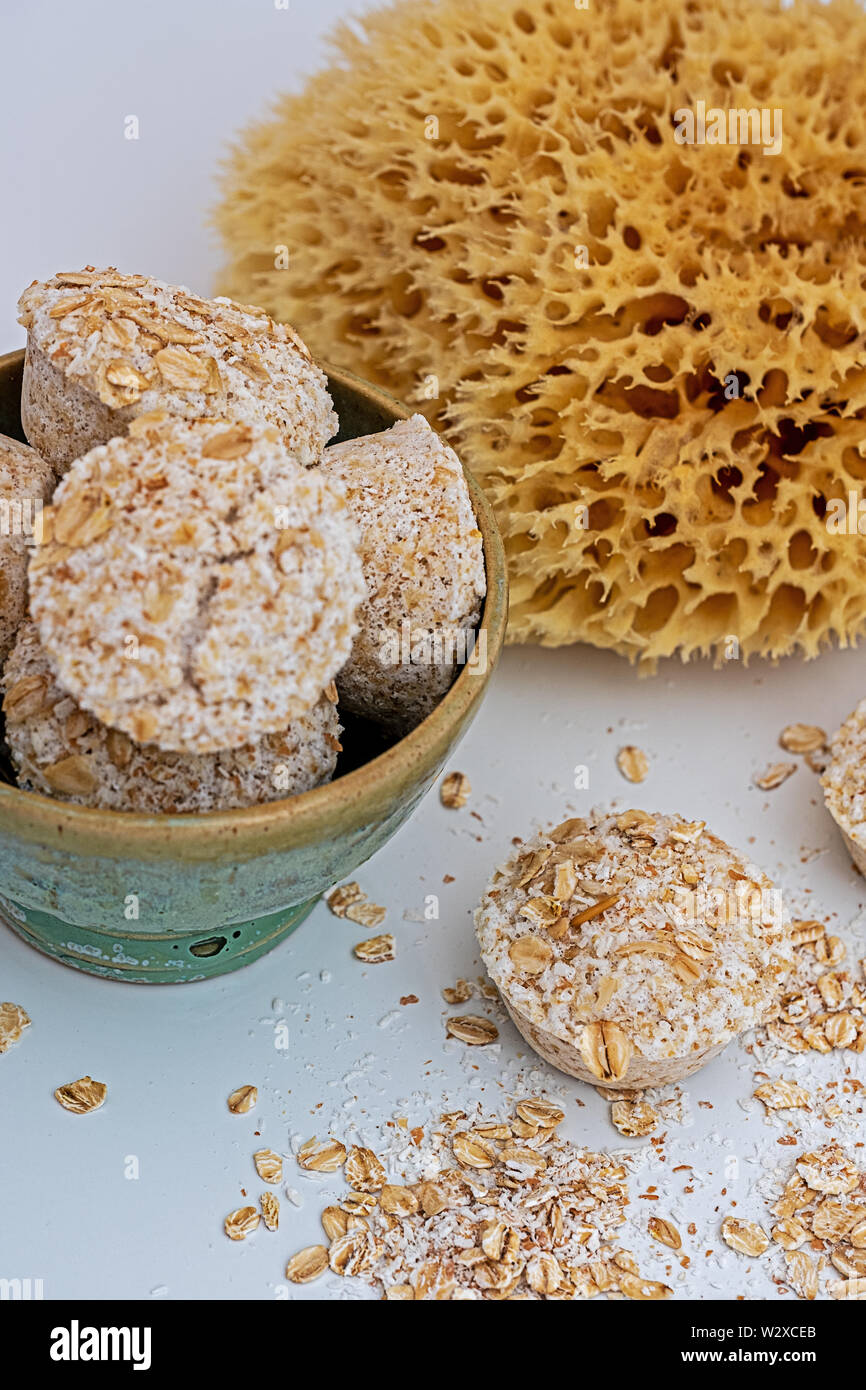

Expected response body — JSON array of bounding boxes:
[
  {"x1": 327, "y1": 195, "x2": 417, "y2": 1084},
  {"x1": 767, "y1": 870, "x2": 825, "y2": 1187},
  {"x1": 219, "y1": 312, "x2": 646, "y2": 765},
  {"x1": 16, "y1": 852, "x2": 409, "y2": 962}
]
[{"x1": 0, "y1": 348, "x2": 507, "y2": 983}]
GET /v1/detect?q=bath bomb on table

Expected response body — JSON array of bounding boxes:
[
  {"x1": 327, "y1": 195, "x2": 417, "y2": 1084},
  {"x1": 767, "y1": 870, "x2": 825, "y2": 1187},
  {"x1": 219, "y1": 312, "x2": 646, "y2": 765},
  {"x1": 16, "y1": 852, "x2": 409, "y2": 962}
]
[
  {"x1": 475, "y1": 809, "x2": 793, "y2": 1089},
  {"x1": 822, "y1": 704, "x2": 866, "y2": 876}
]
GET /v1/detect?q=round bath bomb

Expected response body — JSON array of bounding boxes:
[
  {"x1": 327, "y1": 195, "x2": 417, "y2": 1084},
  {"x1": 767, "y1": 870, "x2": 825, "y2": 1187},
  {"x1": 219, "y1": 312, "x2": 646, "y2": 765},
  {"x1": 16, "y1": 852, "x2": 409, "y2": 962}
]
[
  {"x1": 321, "y1": 414, "x2": 485, "y2": 731},
  {"x1": 475, "y1": 809, "x2": 793, "y2": 1089},
  {"x1": 2, "y1": 623, "x2": 342, "y2": 813},
  {"x1": 29, "y1": 415, "x2": 365, "y2": 754},
  {"x1": 17, "y1": 268, "x2": 336, "y2": 472},
  {"x1": 0, "y1": 434, "x2": 54, "y2": 662},
  {"x1": 822, "y1": 705, "x2": 866, "y2": 875},
  {"x1": 217, "y1": 0, "x2": 866, "y2": 666}
]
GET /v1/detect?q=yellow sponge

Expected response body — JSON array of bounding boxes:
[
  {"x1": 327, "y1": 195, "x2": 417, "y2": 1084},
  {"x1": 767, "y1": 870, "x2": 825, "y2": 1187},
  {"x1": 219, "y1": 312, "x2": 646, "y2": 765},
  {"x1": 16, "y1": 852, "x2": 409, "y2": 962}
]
[{"x1": 216, "y1": 0, "x2": 866, "y2": 665}]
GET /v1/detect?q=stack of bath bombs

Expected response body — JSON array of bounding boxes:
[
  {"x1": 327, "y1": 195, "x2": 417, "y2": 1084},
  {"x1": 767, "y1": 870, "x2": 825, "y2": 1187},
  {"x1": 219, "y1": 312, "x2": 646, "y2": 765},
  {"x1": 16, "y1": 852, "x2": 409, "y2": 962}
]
[{"x1": 0, "y1": 269, "x2": 486, "y2": 812}]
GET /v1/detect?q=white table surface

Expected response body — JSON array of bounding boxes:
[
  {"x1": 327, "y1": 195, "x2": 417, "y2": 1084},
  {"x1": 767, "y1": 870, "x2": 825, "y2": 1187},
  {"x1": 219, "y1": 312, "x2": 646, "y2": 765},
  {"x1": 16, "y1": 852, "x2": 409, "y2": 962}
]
[{"x1": 1, "y1": 0, "x2": 864, "y2": 1304}]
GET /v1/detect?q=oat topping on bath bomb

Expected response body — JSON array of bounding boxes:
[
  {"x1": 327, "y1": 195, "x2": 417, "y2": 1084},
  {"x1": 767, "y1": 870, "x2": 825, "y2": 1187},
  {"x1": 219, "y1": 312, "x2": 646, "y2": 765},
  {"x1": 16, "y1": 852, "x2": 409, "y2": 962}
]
[
  {"x1": 28, "y1": 415, "x2": 365, "y2": 754},
  {"x1": 475, "y1": 809, "x2": 793, "y2": 1089},
  {"x1": 0, "y1": 433, "x2": 55, "y2": 663},
  {"x1": 320, "y1": 414, "x2": 486, "y2": 732},
  {"x1": 2, "y1": 623, "x2": 342, "y2": 813},
  {"x1": 17, "y1": 268, "x2": 337, "y2": 472},
  {"x1": 822, "y1": 702, "x2": 866, "y2": 878}
]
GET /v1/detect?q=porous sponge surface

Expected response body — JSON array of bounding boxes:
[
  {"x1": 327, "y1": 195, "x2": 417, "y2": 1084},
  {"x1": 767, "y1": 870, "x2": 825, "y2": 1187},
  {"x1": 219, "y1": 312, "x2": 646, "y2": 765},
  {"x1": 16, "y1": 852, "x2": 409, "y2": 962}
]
[{"x1": 216, "y1": 0, "x2": 866, "y2": 665}]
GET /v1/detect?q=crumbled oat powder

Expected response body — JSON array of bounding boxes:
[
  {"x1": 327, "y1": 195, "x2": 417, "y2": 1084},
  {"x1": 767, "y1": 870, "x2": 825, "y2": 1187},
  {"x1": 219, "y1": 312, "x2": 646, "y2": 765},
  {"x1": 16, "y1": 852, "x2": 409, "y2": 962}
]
[{"x1": 286, "y1": 1099, "x2": 671, "y2": 1300}]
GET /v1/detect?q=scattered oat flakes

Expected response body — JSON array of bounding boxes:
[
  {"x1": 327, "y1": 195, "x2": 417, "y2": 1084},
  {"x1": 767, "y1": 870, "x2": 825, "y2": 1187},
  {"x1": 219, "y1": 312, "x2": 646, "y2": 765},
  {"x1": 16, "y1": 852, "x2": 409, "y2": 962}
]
[
  {"x1": 784, "y1": 1250, "x2": 818, "y2": 1301},
  {"x1": 760, "y1": 925, "x2": 865, "y2": 1056},
  {"x1": 253, "y1": 1148, "x2": 282, "y2": 1184},
  {"x1": 353, "y1": 933, "x2": 396, "y2": 963},
  {"x1": 618, "y1": 1272, "x2": 671, "y2": 1300},
  {"x1": 753, "y1": 1080, "x2": 811, "y2": 1111},
  {"x1": 797, "y1": 1145, "x2": 860, "y2": 1195},
  {"x1": 779, "y1": 723, "x2": 826, "y2": 755},
  {"x1": 805, "y1": 748, "x2": 829, "y2": 773},
  {"x1": 440, "y1": 770, "x2": 471, "y2": 808},
  {"x1": 327, "y1": 880, "x2": 387, "y2": 929},
  {"x1": 445, "y1": 1015, "x2": 499, "y2": 1046},
  {"x1": 442, "y1": 979, "x2": 473, "y2": 1004},
  {"x1": 345, "y1": 1146, "x2": 386, "y2": 1192},
  {"x1": 789, "y1": 919, "x2": 824, "y2": 946},
  {"x1": 815, "y1": 934, "x2": 846, "y2": 965},
  {"x1": 648, "y1": 1217, "x2": 682, "y2": 1251},
  {"x1": 380, "y1": 1185, "x2": 420, "y2": 1217},
  {"x1": 763, "y1": 1146, "x2": 866, "y2": 1298},
  {"x1": 227, "y1": 1084, "x2": 257, "y2": 1114},
  {"x1": 753, "y1": 762, "x2": 797, "y2": 790},
  {"x1": 0, "y1": 1002, "x2": 30, "y2": 1054},
  {"x1": 329, "y1": 1228, "x2": 378, "y2": 1277},
  {"x1": 345, "y1": 899, "x2": 387, "y2": 928},
  {"x1": 225, "y1": 1206, "x2": 260, "y2": 1241},
  {"x1": 616, "y1": 745, "x2": 649, "y2": 783},
  {"x1": 303, "y1": 1099, "x2": 668, "y2": 1300},
  {"x1": 260, "y1": 1192, "x2": 279, "y2": 1231},
  {"x1": 321, "y1": 1206, "x2": 349, "y2": 1241},
  {"x1": 326, "y1": 882, "x2": 364, "y2": 916},
  {"x1": 286, "y1": 1245, "x2": 329, "y2": 1283},
  {"x1": 340, "y1": 1190, "x2": 377, "y2": 1216},
  {"x1": 516, "y1": 1097, "x2": 564, "y2": 1128},
  {"x1": 610, "y1": 1099, "x2": 659, "y2": 1138},
  {"x1": 811, "y1": 1199, "x2": 866, "y2": 1241},
  {"x1": 829, "y1": 1277, "x2": 866, "y2": 1300},
  {"x1": 453, "y1": 1131, "x2": 497, "y2": 1169},
  {"x1": 833, "y1": 1246, "x2": 866, "y2": 1278},
  {"x1": 297, "y1": 1136, "x2": 347, "y2": 1172},
  {"x1": 54, "y1": 1076, "x2": 107, "y2": 1114},
  {"x1": 720, "y1": 1216, "x2": 770, "y2": 1257},
  {"x1": 772, "y1": 1217, "x2": 809, "y2": 1250}
]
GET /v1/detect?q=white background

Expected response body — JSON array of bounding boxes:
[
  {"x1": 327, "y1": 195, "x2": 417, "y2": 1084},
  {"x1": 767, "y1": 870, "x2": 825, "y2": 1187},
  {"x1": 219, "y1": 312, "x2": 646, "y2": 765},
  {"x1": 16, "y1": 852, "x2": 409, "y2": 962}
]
[
  {"x1": 0, "y1": 0, "x2": 864, "y2": 1303},
  {"x1": 0, "y1": 0, "x2": 368, "y2": 346}
]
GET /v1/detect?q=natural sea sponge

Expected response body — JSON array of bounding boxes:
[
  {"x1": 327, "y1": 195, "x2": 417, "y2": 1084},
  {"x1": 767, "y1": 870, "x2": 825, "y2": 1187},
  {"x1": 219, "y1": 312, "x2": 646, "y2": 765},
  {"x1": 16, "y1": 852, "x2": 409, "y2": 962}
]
[{"x1": 216, "y1": 0, "x2": 866, "y2": 666}]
